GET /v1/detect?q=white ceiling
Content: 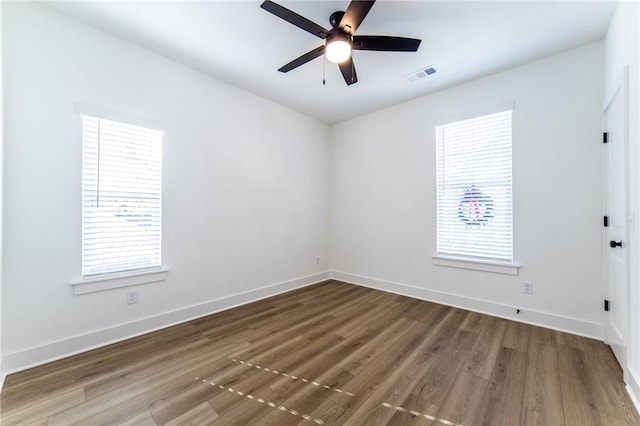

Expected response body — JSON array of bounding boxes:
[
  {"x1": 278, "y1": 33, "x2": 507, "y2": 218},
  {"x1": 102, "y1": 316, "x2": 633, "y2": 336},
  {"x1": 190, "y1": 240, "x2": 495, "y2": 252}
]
[{"x1": 45, "y1": 1, "x2": 616, "y2": 124}]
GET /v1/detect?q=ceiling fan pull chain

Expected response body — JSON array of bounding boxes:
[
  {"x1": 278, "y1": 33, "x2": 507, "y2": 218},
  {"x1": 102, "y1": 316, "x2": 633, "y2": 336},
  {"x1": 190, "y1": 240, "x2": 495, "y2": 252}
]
[{"x1": 323, "y1": 55, "x2": 326, "y2": 85}]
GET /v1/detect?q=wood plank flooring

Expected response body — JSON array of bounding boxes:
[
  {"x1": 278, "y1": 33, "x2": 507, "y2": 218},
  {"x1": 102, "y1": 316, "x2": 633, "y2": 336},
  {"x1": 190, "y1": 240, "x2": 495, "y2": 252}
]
[{"x1": 1, "y1": 280, "x2": 638, "y2": 425}]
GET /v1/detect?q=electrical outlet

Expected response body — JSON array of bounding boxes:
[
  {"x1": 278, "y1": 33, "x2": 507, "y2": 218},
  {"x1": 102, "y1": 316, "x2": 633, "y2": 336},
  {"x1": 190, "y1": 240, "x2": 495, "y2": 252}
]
[
  {"x1": 127, "y1": 290, "x2": 138, "y2": 305},
  {"x1": 523, "y1": 281, "x2": 533, "y2": 294},
  {"x1": 316, "y1": 256, "x2": 320, "y2": 265}
]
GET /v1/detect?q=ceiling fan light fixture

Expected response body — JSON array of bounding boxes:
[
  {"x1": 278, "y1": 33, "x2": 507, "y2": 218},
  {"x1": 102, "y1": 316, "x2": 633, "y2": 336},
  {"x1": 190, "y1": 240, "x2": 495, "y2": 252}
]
[{"x1": 326, "y1": 33, "x2": 351, "y2": 64}]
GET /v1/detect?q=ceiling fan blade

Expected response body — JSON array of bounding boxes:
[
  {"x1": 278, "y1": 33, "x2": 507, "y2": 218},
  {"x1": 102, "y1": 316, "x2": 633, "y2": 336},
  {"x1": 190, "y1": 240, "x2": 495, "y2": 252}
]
[
  {"x1": 278, "y1": 46, "x2": 326, "y2": 73},
  {"x1": 261, "y1": 1, "x2": 329, "y2": 39},
  {"x1": 352, "y1": 35, "x2": 421, "y2": 52},
  {"x1": 338, "y1": 57, "x2": 358, "y2": 85},
  {"x1": 339, "y1": 1, "x2": 375, "y2": 35}
]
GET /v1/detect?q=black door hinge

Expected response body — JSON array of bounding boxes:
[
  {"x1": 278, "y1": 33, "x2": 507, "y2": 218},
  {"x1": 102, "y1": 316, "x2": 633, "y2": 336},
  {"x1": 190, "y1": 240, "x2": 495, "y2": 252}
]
[
  {"x1": 604, "y1": 216, "x2": 609, "y2": 227},
  {"x1": 603, "y1": 132, "x2": 609, "y2": 144},
  {"x1": 604, "y1": 299, "x2": 610, "y2": 312}
]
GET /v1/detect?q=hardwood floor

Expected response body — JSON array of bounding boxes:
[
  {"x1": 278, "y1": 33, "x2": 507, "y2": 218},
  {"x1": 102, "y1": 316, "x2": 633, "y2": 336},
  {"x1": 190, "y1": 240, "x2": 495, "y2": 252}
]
[{"x1": 1, "y1": 280, "x2": 638, "y2": 425}]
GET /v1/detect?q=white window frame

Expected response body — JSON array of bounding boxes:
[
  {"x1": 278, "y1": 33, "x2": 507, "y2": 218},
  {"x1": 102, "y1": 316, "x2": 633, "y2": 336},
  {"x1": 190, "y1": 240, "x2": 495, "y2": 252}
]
[
  {"x1": 432, "y1": 104, "x2": 520, "y2": 275},
  {"x1": 72, "y1": 109, "x2": 167, "y2": 294}
]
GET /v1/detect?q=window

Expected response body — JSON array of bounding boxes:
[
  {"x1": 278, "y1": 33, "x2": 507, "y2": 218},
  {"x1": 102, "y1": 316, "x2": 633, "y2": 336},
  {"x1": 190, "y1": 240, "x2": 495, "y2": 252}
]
[
  {"x1": 82, "y1": 115, "x2": 163, "y2": 278},
  {"x1": 435, "y1": 109, "x2": 513, "y2": 263}
]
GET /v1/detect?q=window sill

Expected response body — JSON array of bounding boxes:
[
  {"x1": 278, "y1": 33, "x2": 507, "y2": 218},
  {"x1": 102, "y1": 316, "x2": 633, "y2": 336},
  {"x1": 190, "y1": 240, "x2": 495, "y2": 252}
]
[
  {"x1": 432, "y1": 255, "x2": 520, "y2": 276},
  {"x1": 71, "y1": 267, "x2": 168, "y2": 295}
]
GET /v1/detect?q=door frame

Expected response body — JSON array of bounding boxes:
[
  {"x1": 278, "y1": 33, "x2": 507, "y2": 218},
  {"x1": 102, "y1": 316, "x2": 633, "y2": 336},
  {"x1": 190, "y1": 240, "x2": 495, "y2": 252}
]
[{"x1": 602, "y1": 65, "x2": 630, "y2": 382}]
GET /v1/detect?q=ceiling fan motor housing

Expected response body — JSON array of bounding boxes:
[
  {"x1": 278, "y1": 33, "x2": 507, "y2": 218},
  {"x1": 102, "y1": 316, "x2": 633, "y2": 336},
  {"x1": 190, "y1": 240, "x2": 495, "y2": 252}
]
[{"x1": 327, "y1": 30, "x2": 351, "y2": 45}]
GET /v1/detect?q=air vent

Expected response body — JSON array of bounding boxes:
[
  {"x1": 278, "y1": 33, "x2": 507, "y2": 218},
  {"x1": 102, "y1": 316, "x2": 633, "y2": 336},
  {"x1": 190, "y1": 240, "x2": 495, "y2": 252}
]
[{"x1": 404, "y1": 65, "x2": 436, "y2": 82}]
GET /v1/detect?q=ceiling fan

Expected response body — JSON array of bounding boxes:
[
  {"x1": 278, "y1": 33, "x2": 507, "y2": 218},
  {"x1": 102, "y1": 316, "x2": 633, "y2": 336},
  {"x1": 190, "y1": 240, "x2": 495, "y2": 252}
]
[{"x1": 260, "y1": 0, "x2": 422, "y2": 86}]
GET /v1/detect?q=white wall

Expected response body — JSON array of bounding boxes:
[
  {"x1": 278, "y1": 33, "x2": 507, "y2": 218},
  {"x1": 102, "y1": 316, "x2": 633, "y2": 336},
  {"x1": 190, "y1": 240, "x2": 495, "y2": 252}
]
[
  {"x1": 0, "y1": 0, "x2": 5, "y2": 387},
  {"x1": 2, "y1": 3, "x2": 330, "y2": 372},
  {"x1": 331, "y1": 42, "x2": 605, "y2": 337},
  {"x1": 605, "y1": 0, "x2": 640, "y2": 410}
]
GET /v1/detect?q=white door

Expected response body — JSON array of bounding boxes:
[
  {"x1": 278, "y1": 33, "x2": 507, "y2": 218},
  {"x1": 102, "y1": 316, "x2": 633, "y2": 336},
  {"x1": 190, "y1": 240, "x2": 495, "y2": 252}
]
[{"x1": 604, "y1": 68, "x2": 629, "y2": 381}]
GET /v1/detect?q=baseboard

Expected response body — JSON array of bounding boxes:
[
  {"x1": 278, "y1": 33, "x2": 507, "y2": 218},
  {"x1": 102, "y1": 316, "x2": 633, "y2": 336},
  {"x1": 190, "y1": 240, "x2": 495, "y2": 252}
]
[
  {"x1": 2, "y1": 271, "x2": 331, "y2": 375},
  {"x1": 331, "y1": 270, "x2": 603, "y2": 339},
  {"x1": 2, "y1": 269, "x2": 604, "y2": 376},
  {"x1": 628, "y1": 368, "x2": 640, "y2": 416}
]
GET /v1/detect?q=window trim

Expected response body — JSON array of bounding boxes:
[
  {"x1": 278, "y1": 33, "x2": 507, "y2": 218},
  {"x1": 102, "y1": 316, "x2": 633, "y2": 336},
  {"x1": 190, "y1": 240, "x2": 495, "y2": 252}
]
[
  {"x1": 74, "y1": 103, "x2": 164, "y2": 132},
  {"x1": 71, "y1": 267, "x2": 169, "y2": 295},
  {"x1": 73, "y1": 105, "x2": 167, "y2": 294},
  {"x1": 433, "y1": 101, "x2": 516, "y2": 270},
  {"x1": 432, "y1": 254, "x2": 520, "y2": 275}
]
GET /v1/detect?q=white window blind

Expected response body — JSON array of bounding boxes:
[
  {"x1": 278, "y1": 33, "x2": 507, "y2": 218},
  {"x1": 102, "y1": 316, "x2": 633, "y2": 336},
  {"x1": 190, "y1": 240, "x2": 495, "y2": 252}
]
[
  {"x1": 82, "y1": 115, "x2": 163, "y2": 278},
  {"x1": 436, "y1": 109, "x2": 513, "y2": 262}
]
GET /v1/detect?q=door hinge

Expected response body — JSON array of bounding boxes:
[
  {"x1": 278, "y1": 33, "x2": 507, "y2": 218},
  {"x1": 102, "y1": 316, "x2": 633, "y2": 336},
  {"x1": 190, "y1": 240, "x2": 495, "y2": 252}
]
[
  {"x1": 603, "y1": 132, "x2": 609, "y2": 144},
  {"x1": 604, "y1": 216, "x2": 609, "y2": 227},
  {"x1": 604, "y1": 299, "x2": 610, "y2": 312}
]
